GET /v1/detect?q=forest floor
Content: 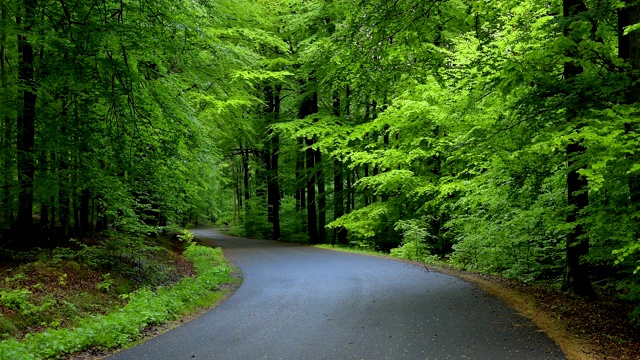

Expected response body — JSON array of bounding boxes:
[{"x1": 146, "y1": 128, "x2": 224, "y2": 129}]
[{"x1": 0, "y1": 231, "x2": 195, "y2": 344}]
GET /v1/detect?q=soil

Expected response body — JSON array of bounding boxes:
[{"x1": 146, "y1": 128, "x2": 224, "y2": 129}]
[
  {"x1": 0, "y1": 234, "x2": 196, "y2": 341},
  {"x1": 436, "y1": 267, "x2": 640, "y2": 360}
]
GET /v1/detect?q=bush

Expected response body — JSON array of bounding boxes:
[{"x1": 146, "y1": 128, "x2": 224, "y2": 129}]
[{"x1": 0, "y1": 317, "x2": 17, "y2": 339}]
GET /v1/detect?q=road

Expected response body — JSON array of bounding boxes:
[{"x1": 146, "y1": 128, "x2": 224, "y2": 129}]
[{"x1": 109, "y1": 229, "x2": 565, "y2": 359}]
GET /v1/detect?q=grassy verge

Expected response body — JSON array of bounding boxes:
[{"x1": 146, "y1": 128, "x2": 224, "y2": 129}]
[
  {"x1": 0, "y1": 237, "x2": 235, "y2": 360},
  {"x1": 313, "y1": 244, "x2": 388, "y2": 257}
]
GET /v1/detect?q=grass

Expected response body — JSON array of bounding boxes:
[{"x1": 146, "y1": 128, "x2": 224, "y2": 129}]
[{"x1": 314, "y1": 243, "x2": 388, "y2": 257}]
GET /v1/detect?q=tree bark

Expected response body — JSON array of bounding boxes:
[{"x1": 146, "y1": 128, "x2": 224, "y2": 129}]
[
  {"x1": 80, "y1": 188, "x2": 90, "y2": 236},
  {"x1": 269, "y1": 132, "x2": 281, "y2": 239},
  {"x1": 619, "y1": 2, "x2": 640, "y2": 211},
  {"x1": 39, "y1": 151, "x2": 48, "y2": 227},
  {"x1": 315, "y1": 147, "x2": 326, "y2": 244},
  {"x1": 299, "y1": 84, "x2": 319, "y2": 243},
  {"x1": 561, "y1": 0, "x2": 595, "y2": 298},
  {"x1": 241, "y1": 145, "x2": 250, "y2": 208},
  {"x1": 1, "y1": 1, "x2": 13, "y2": 226},
  {"x1": 306, "y1": 136, "x2": 318, "y2": 244},
  {"x1": 332, "y1": 94, "x2": 347, "y2": 245},
  {"x1": 15, "y1": 0, "x2": 38, "y2": 245},
  {"x1": 296, "y1": 138, "x2": 306, "y2": 212}
]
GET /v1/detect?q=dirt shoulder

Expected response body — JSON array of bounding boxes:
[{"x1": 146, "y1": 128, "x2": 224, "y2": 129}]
[{"x1": 434, "y1": 266, "x2": 640, "y2": 360}]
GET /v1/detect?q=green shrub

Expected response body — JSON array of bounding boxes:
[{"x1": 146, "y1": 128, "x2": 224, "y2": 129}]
[
  {"x1": 0, "y1": 289, "x2": 37, "y2": 316},
  {"x1": 0, "y1": 317, "x2": 17, "y2": 339}
]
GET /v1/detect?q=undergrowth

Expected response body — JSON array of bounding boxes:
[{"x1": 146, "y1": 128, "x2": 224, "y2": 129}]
[{"x1": 0, "y1": 231, "x2": 234, "y2": 359}]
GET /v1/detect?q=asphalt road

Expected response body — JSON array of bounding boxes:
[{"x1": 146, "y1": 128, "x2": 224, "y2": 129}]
[{"x1": 110, "y1": 229, "x2": 565, "y2": 359}]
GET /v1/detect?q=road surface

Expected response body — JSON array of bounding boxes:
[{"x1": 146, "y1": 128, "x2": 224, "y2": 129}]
[{"x1": 110, "y1": 229, "x2": 564, "y2": 359}]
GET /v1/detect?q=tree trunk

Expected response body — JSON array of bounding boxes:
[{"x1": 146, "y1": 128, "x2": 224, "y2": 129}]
[
  {"x1": 306, "y1": 137, "x2": 318, "y2": 244},
  {"x1": 269, "y1": 132, "x2": 281, "y2": 239},
  {"x1": 619, "y1": 2, "x2": 640, "y2": 215},
  {"x1": 1, "y1": 2, "x2": 13, "y2": 226},
  {"x1": 295, "y1": 137, "x2": 305, "y2": 212},
  {"x1": 561, "y1": 0, "x2": 595, "y2": 298},
  {"x1": 315, "y1": 147, "x2": 326, "y2": 244},
  {"x1": 241, "y1": 145, "x2": 250, "y2": 213},
  {"x1": 58, "y1": 126, "x2": 70, "y2": 239},
  {"x1": 72, "y1": 188, "x2": 80, "y2": 237},
  {"x1": 332, "y1": 94, "x2": 347, "y2": 245},
  {"x1": 299, "y1": 84, "x2": 318, "y2": 244},
  {"x1": 80, "y1": 188, "x2": 90, "y2": 237},
  {"x1": 95, "y1": 193, "x2": 107, "y2": 231},
  {"x1": 15, "y1": 0, "x2": 38, "y2": 245},
  {"x1": 39, "y1": 151, "x2": 48, "y2": 227}
]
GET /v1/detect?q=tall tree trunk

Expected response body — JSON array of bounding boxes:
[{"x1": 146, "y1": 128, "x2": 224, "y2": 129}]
[
  {"x1": 72, "y1": 188, "x2": 79, "y2": 237},
  {"x1": 306, "y1": 136, "x2": 318, "y2": 244},
  {"x1": 269, "y1": 132, "x2": 280, "y2": 240},
  {"x1": 95, "y1": 193, "x2": 107, "y2": 231},
  {"x1": 363, "y1": 164, "x2": 370, "y2": 206},
  {"x1": 299, "y1": 84, "x2": 318, "y2": 244},
  {"x1": 39, "y1": 151, "x2": 48, "y2": 227},
  {"x1": 315, "y1": 147, "x2": 326, "y2": 244},
  {"x1": 619, "y1": 2, "x2": 640, "y2": 215},
  {"x1": 295, "y1": 137, "x2": 305, "y2": 212},
  {"x1": 561, "y1": 0, "x2": 595, "y2": 298},
  {"x1": 241, "y1": 145, "x2": 250, "y2": 206},
  {"x1": 80, "y1": 189, "x2": 90, "y2": 236},
  {"x1": 15, "y1": 0, "x2": 38, "y2": 245},
  {"x1": 1, "y1": 2, "x2": 13, "y2": 226},
  {"x1": 332, "y1": 94, "x2": 347, "y2": 245},
  {"x1": 58, "y1": 124, "x2": 70, "y2": 239},
  {"x1": 265, "y1": 85, "x2": 281, "y2": 240}
]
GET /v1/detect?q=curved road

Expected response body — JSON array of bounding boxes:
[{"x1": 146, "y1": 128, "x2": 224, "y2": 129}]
[{"x1": 110, "y1": 229, "x2": 564, "y2": 359}]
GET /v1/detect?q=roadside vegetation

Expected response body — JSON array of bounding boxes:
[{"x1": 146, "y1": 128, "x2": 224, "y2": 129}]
[{"x1": 0, "y1": 229, "x2": 235, "y2": 359}]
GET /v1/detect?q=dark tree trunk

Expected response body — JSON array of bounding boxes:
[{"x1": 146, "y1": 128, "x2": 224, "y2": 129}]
[
  {"x1": 561, "y1": 0, "x2": 595, "y2": 298},
  {"x1": 72, "y1": 188, "x2": 79, "y2": 237},
  {"x1": 16, "y1": 0, "x2": 38, "y2": 245},
  {"x1": 58, "y1": 134, "x2": 70, "y2": 238},
  {"x1": 39, "y1": 151, "x2": 48, "y2": 227},
  {"x1": 242, "y1": 145, "x2": 250, "y2": 205},
  {"x1": 264, "y1": 85, "x2": 281, "y2": 240},
  {"x1": 299, "y1": 84, "x2": 319, "y2": 244},
  {"x1": 95, "y1": 193, "x2": 107, "y2": 231},
  {"x1": 269, "y1": 133, "x2": 280, "y2": 240},
  {"x1": 306, "y1": 137, "x2": 318, "y2": 244},
  {"x1": 363, "y1": 164, "x2": 370, "y2": 206},
  {"x1": 619, "y1": 2, "x2": 640, "y2": 213},
  {"x1": 1, "y1": 2, "x2": 13, "y2": 226},
  {"x1": 332, "y1": 94, "x2": 347, "y2": 245},
  {"x1": 80, "y1": 188, "x2": 90, "y2": 236},
  {"x1": 315, "y1": 147, "x2": 326, "y2": 244},
  {"x1": 295, "y1": 137, "x2": 305, "y2": 212}
]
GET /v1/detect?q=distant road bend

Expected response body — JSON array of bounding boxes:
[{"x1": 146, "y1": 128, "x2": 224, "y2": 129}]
[{"x1": 110, "y1": 228, "x2": 565, "y2": 359}]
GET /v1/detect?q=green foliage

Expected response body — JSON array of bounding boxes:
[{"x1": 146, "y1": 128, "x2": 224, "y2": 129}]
[
  {"x1": 279, "y1": 196, "x2": 308, "y2": 243},
  {"x1": 390, "y1": 220, "x2": 439, "y2": 263},
  {"x1": 0, "y1": 317, "x2": 17, "y2": 339},
  {"x1": 0, "y1": 245, "x2": 233, "y2": 359},
  {"x1": 0, "y1": 290, "x2": 36, "y2": 316}
]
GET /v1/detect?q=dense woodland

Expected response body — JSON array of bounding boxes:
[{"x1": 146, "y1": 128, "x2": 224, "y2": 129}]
[{"x1": 2, "y1": 0, "x2": 640, "y2": 322}]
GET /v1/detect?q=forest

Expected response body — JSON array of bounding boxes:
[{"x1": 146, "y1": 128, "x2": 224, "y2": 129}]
[{"x1": 1, "y1": 0, "x2": 640, "y2": 353}]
